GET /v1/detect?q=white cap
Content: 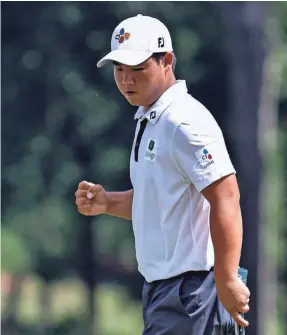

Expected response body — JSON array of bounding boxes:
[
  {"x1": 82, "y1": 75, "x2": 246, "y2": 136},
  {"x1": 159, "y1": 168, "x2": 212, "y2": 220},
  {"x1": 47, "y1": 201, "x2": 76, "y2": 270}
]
[{"x1": 97, "y1": 14, "x2": 173, "y2": 68}]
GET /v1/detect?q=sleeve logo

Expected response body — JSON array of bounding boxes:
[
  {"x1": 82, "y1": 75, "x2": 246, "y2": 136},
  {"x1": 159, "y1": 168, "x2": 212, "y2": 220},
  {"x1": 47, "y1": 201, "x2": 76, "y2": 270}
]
[{"x1": 195, "y1": 147, "x2": 215, "y2": 170}]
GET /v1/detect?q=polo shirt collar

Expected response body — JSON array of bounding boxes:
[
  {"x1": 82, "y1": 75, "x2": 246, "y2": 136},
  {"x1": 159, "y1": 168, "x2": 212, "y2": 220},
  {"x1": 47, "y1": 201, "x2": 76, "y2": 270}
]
[{"x1": 134, "y1": 80, "x2": 188, "y2": 124}]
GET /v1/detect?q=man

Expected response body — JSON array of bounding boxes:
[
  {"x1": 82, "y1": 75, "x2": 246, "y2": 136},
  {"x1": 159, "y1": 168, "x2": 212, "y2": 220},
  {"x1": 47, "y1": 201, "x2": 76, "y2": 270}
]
[{"x1": 75, "y1": 14, "x2": 250, "y2": 334}]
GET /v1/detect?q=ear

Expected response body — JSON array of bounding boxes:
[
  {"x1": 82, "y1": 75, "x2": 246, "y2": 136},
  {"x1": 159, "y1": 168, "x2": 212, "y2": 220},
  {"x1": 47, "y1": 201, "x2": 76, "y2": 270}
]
[{"x1": 163, "y1": 52, "x2": 174, "y2": 71}]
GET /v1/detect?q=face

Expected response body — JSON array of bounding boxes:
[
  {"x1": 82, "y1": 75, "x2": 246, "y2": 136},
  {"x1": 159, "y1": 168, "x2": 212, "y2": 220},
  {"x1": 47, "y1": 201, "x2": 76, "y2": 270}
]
[{"x1": 113, "y1": 54, "x2": 173, "y2": 109}]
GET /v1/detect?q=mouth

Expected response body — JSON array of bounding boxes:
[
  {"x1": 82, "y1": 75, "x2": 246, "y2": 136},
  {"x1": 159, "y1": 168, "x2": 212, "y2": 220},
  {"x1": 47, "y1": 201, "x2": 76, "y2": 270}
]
[{"x1": 125, "y1": 91, "x2": 137, "y2": 96}]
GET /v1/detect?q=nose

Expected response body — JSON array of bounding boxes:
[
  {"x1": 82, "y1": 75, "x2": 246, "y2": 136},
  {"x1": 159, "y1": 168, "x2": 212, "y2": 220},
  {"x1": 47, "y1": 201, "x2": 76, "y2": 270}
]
[{"x1": 122, "y1": 71, "x2": 134, "y2": 85}]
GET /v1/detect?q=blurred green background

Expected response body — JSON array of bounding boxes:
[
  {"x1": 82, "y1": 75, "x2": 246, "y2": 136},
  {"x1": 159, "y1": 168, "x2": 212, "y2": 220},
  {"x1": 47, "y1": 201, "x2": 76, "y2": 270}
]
[{"x1": 1, "y1": 2, "x2": 287, "y2": 335}]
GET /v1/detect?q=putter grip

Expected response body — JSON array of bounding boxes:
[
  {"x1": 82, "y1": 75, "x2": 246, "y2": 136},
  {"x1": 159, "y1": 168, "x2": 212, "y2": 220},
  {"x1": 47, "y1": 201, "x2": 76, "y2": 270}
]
[{"x1": 235, "y1": 268, "x2": 248, "y2": 335}]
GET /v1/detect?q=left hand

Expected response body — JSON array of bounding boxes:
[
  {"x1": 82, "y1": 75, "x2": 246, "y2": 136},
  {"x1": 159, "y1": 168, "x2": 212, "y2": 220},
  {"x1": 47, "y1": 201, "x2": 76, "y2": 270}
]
[{"x1": 215, "y1": 276, "x2": 250, "y2": 327}]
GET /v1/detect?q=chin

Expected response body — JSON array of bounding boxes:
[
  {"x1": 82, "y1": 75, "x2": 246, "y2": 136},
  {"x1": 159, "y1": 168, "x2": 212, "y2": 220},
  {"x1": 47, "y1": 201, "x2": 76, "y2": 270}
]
[{"x1": 125, "y1": 96, "x2": 142, "y2": 107}]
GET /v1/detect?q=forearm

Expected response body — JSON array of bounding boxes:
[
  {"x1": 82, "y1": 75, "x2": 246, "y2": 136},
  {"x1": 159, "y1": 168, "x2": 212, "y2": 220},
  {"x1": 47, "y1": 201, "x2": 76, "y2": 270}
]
[
  {"x1": 106, "y1": 189, "x2": 133, "y2": 220},
  {"x1": 209, "y1": 196, "x2": 242, "y2": 281}
]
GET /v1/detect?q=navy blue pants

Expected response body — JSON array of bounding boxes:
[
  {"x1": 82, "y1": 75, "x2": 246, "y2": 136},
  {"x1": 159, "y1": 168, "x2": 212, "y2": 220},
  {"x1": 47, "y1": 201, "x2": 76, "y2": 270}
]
[{"x1": 142, "y1": 269, "x2": 239, "y2": 335}]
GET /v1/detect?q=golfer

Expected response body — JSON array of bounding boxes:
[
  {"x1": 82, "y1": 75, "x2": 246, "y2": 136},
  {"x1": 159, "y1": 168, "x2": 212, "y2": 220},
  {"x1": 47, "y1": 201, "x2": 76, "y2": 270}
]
[{"x1": 75, "y1": 14, "x2": 250, "y2": 334}]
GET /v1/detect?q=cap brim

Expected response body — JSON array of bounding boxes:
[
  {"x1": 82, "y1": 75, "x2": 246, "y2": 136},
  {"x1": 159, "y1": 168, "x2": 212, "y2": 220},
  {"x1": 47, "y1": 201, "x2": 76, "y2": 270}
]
[{"x1": 97, "y1": 49, "x2": 153, "y2": 68}]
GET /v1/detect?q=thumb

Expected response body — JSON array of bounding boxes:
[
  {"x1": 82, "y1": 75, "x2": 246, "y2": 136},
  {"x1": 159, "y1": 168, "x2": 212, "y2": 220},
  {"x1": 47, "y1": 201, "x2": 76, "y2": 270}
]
[
  {"x1": 87, "y1": 184, "x2": 103, "y2": 199},
  {"x1": 232, "y1": 311, "x2": 249, "y2": 327}
]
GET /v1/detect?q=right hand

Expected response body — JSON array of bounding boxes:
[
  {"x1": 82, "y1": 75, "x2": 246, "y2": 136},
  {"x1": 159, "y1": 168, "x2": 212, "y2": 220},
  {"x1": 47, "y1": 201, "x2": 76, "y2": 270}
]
[{"x1": 75, "y1": 181, "x2": 108, "y2": 216}]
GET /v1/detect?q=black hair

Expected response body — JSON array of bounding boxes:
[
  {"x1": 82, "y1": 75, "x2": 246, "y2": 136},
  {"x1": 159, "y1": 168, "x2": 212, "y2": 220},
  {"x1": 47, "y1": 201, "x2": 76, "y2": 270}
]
[{"x1": 151, "y1": 52, "x2": 177, "y2": 72}]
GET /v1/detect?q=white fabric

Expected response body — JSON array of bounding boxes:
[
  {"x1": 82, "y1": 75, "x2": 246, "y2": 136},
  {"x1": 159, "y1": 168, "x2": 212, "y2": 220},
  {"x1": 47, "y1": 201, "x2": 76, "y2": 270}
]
[
  {"x1": 97, "y1": 14, "x2": 173, "y2": 68},
  {"x1": 130, "y1": 80, "x2": 236, "y2": 283}
]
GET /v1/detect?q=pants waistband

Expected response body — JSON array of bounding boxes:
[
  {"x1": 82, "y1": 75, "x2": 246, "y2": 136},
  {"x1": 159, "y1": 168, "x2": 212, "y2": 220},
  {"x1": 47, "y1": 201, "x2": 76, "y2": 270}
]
[{"x1": 146, "y1": 266, "x2": 214, "y2": 285}]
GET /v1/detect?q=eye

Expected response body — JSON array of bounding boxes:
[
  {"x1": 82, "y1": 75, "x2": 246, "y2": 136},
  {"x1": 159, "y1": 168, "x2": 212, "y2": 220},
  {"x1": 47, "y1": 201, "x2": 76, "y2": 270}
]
[
  {"x1": 133, "y1": 67, "x2": 144, "y2": 72},
  {"x1": 116, "y1": 67, "x2": 123, "y2": 72}
]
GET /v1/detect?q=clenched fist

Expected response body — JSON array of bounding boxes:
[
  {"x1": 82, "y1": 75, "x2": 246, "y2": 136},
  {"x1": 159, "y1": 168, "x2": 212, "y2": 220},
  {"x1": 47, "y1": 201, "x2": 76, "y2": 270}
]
[{"x1": 75, "y1": 181, "x2": 108, "y2": 216}]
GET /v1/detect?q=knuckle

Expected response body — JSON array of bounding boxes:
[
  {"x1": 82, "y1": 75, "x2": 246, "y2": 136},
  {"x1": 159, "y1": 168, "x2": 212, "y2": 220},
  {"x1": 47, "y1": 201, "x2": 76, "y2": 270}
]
[
  {"x1": 77, "y1": 198, "x2": 85, "y2": 206},
  {"x1": 78, "y1": 208, "x2": 87, "y2": 216},
  {"x1": 90, "y1": 184, "x2": 97, "y2": 192},
  {"x1": 242, "y1": 305, "x2": 250, "y2": 313},
  {"x1": 240, "y1": 298, "x2": 248, "y2": 305}
]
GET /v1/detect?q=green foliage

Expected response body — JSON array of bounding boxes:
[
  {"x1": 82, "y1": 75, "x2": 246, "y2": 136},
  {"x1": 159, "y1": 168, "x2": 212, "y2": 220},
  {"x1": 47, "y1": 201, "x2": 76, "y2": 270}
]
[
  {"x1": 1, "y1": 1, "x2": 287, "y2": 334},
  {"x1": 1, "y1": 227, "x2": 32, "y2": 274}
]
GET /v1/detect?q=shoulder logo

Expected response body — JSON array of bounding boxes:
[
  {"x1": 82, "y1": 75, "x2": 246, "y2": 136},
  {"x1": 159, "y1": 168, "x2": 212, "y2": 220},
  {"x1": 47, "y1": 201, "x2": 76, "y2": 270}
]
[{"x1": 194, "y1": 147, "x2": 214, "y2": 170}]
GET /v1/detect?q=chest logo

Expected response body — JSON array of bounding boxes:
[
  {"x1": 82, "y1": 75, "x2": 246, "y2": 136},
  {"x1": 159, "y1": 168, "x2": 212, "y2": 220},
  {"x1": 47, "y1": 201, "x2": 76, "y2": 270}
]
[
  {"x1": 148, "y1": 140, "x2": 155, "y2": 150},
  {"x1": 144, "y1": 139, "x2": 157, "y2": 162}
]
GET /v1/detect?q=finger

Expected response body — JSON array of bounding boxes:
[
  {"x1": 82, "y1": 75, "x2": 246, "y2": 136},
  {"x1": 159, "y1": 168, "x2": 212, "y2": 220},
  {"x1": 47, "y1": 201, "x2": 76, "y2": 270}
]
[
  {"x1": 75, "y1": 190, "x2": 89, "y2": 198},
  {"x1": 87, "y1": 184, "x2": 102, "y2": 199},
  {"x1": 231, "y1": 311, "x2": 249, "y2": 327},
  {"x1": 78, "y1": 181, "x2": 93, "y2": 190},
  {"x1": 76, "y1": 197, "x2": 92, "y2": 206},
  {"x1": 78, "y1": 204, "x2": 91, "y2": 215},
  {"x1": 236, "y1": 297, "x2": 250, "y2": 311},
  {"x1": 238, "y1": 304, "x2": 250, "y2": 314}
]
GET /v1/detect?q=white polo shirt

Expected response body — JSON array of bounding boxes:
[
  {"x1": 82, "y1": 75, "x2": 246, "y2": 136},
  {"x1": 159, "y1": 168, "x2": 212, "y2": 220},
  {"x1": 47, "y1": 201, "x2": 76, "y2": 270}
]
[{"x1": 130, "y1": 80, "x2": 235, "y2": 283}]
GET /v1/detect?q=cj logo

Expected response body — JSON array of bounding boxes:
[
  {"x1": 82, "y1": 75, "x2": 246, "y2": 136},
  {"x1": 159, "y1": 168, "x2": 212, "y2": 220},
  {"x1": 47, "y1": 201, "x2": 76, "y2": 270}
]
[
  {"x1": 195, "y1": 146, "x2": 215, "y2": 170},
  {"x1": 201, "y1": 149, "x2": 212, "y2": 161},
  {"x1": 158, "y1": 37, "x2": 165, "y2": 48},
  {"x1": 200, "y1": 148, "x2": 214, "y2": 169},
  {"x1": 115, "y1": 28, "x2": 131, "y2": 43}
]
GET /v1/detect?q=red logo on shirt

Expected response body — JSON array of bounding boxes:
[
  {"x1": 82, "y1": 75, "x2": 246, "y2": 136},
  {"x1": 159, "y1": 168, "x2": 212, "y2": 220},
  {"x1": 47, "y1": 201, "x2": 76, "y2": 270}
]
[
  {"x1": 202, "y1": 148, "x2": 212, "y2": 160},
  {"x1": 200, "y1": 148, "x2": 214, "y2": 169}
]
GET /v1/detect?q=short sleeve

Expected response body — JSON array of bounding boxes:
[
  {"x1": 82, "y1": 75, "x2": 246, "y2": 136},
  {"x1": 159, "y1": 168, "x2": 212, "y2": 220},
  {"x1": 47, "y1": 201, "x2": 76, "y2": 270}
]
[{"x1": 172, "y1": 122, "x2": 236, "y2": 192}]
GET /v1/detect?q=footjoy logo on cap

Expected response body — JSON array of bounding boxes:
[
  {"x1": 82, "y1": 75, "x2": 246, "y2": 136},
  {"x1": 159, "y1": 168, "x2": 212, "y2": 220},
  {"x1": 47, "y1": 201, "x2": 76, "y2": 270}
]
[{"x1": 115, "y1": 28, "x2": 131, "y2": 43}]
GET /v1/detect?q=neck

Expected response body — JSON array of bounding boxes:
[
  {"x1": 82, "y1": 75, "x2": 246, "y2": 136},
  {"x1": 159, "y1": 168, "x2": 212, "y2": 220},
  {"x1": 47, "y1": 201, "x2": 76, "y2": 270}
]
[{"x1": 143, "y1": 75, "x2": 177, "y2": 111}]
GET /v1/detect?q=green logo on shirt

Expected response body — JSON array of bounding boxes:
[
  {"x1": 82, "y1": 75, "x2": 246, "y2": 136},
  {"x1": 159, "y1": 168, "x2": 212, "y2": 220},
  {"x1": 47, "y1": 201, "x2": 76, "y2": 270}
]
[{"x1": 148, "y1": 140, "x2": 155, "y2": 151}]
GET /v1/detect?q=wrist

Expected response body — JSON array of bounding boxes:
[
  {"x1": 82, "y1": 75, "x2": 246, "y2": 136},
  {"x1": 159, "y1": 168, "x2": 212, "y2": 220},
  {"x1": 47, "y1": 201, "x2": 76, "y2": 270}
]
[
  {"x1": 105, "y1": 192, "x2": 112, "y2": 214},
  {"x1": 214, "y1": 266, "x2": 238, "y2": 283}
]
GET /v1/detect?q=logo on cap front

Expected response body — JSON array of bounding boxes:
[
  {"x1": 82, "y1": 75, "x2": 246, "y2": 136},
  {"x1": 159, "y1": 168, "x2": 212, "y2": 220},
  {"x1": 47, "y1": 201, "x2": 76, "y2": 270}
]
[{"x1": 115, "y1": 28, "x2": 131, "y2": 43}]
